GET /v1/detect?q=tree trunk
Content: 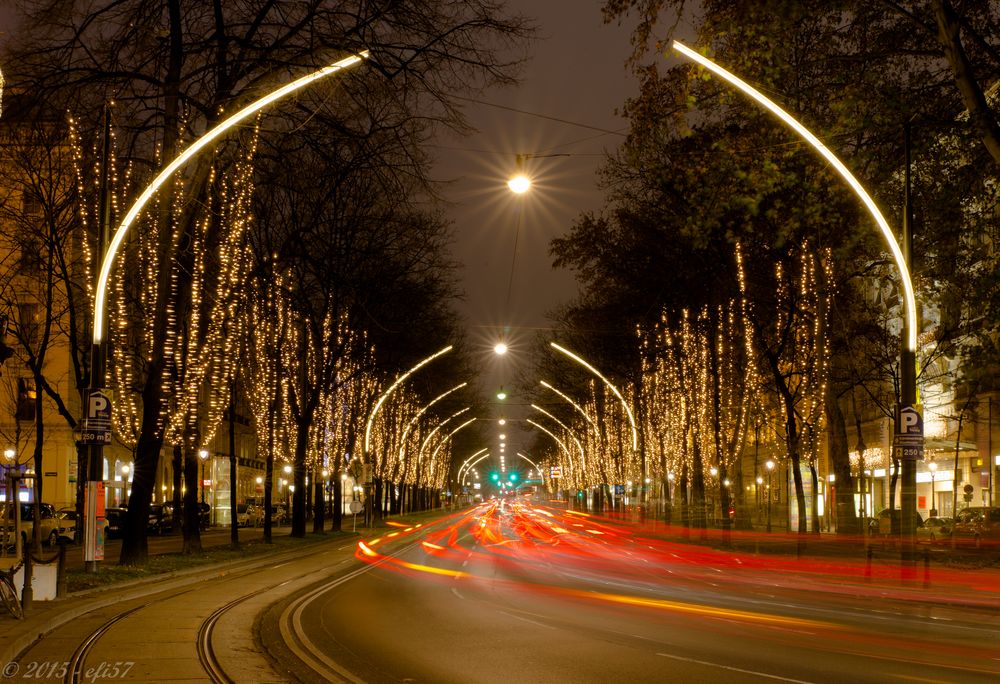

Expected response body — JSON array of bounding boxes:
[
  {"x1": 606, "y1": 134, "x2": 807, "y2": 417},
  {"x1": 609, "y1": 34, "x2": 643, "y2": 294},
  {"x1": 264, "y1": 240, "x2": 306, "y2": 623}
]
[
  {"x1": 229, "y1": 382, "x2": 239, "y2": 548},
  {"x1": 932, "y1": 0, "x2": 1000, "y2": 167},
  {"x1": 182, "y1": 446, "x2": 202, "y2": 555},
  {"x1": 120, "y1": 358, "x2": 166, "y2": 567},
  {"x1": 826, "y1": 390, "x2": 857, "y2": 534},
  {"x1": 332, "y1": 472, "x2": 342, "y2": 532},
  {"x1": 312, "y1": 466, "x2": 325, "y2": 534}
]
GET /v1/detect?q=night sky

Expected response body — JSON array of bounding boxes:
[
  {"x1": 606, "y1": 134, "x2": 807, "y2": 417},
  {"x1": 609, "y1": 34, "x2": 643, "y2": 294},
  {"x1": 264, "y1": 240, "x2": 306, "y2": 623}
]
[
  {"x1": 428, "y1": 0, "x2": 639, "y2": 469},
  {"x1": 0, "y1": 1, "x2": 641, "y2": 471}
]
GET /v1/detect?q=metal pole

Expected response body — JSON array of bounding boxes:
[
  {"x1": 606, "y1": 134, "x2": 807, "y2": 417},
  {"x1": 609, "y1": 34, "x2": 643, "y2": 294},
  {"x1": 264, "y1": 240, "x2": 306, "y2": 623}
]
[
  {"x1": 766, "y1": 469, "x2": 772, "y2": 533},
  {"x1": 900, "y1": 121, "x2": 919, "y2": 577},
  {"x1": 84, "y1": 105, "x2": 112, "y2": 574}
]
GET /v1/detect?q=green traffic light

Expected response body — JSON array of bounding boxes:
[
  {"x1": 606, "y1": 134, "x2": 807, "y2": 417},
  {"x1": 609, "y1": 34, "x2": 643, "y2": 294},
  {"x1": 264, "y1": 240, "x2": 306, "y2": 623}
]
[
  {"x1": 490, "y1": 472, "x2": 500, "y2": 482},
  {"x1": 509, "y1": 472, "x2": 518, "y2": 482}
]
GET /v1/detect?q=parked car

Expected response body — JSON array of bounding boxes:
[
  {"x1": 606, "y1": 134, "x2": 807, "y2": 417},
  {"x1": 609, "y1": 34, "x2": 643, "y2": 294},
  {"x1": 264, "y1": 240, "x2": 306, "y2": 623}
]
[
  {"x1": 56, "y1": 507, "x2": 78, "y2": 543},
  {"x1": 916, "y1": 516, "x2": 953, "y2": 545},
  {"x1": 270, "y1": 504, "x2": 287, "y2": 525},
  {"x1": 148, "y1": 503, "x2": 173, "y2": 535},
  {"x1": 236, "y1": 503, "x2": 263, "y2": 528},
  {"x1": 104, "y1": 507, "x2": 127, "y2": 539},
  {"x1": 163, "y1": 501, "x2": 212, "y2": 530},
  {"x1": 1, "y1": 502, "x2": 62, "y2": 548},
  {"x1": 870, "y1": 508, "x2": 924, "y2": 537},
  {"x1": 951, "y1": 506, "x2": 1000, "y2": 549}
]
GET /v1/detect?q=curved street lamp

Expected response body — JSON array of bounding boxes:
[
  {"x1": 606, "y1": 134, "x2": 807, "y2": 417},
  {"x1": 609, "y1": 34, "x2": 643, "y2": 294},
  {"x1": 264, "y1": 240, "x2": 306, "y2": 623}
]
[
  {"x1": 550, "y1": 342, "x2": 637, "y2": 452},
  {"x1": 398, "y1": 382, "x2": 468, "y2": 464},
  {"x1": 673, "y1": 40, "x2": 921, "y2": 554},
  {"x1": 365, "y1": 345, "x2": 454, "y2": 457},
  {"x1": 531, "y1": 404, "x2": 586, "y2": 472},
  {"x1": 526, "y1": 418, "x2": 576, "y2": 483},
  {"x1": 539, "y1": 380, "x2": 600, "y2": 439},
  {"x1": 83, "y1": 50, "x2": 369, "y2": 570}
]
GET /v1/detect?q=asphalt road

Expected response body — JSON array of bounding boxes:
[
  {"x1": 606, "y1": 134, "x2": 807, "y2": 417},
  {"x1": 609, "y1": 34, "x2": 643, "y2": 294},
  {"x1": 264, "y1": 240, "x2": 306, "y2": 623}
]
[{"x1": 280, "y1": 500, "x2": 1000, "y2": 683}]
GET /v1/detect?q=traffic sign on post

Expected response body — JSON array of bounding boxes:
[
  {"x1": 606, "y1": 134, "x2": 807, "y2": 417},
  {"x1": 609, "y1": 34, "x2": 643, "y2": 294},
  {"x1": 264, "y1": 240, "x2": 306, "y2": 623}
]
[
  {"x1": 894, "y1": 405, "x2": 923, "y2": 461},
  {"x1": 79, "y1": 389, "x2": 112, "y2": 445}
]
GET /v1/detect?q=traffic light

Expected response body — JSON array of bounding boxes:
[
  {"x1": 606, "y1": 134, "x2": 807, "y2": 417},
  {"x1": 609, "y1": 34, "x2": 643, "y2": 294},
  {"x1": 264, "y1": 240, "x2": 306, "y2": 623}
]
[
  {"x1": 508, "y1": 472, "x2": 518, "y2": 482},
  {"x1": 490, "y1": 472, "x2": 500, "y2": 482}
]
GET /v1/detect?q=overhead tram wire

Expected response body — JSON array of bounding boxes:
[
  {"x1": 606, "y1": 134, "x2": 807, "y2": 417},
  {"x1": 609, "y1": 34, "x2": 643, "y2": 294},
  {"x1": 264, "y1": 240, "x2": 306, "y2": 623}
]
[{"x1": 451, "y1": 94, "x2": 628, "y2": 138}]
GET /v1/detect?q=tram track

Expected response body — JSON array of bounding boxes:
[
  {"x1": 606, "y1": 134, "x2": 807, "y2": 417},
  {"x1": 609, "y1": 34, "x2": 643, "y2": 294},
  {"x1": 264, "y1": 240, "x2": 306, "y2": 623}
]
[{"x1": 13, "y1": 538, "x2": 356, "y2": 683}]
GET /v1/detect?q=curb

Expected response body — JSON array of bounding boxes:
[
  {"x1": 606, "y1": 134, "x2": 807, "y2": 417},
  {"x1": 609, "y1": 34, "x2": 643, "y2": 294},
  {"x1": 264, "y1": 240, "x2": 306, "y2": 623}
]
[{"x1": 0, "y1": 534, "x2": 344, "y2": 667}]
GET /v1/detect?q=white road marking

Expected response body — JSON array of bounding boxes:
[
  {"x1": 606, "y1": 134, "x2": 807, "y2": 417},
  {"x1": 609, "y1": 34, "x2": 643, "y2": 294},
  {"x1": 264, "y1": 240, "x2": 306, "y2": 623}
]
[
  {"x1": 498, "y1": 610, "x2": 555, "y2": 630},
  {"x1": 657, "y1": 652, "x2": 814, "y2": 683},
  {"x1": 451, "y1": 587, "x2": 464, "y2": 600}
]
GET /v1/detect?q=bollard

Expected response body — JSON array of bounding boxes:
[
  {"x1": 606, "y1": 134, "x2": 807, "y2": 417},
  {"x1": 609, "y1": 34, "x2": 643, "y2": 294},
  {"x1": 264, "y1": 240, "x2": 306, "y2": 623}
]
[
  {"x1": 57, "y1": 543, "x2": 67, "y2": 598},
  {"x1": 923, "y1": 547, "x2": 930, "y2": 589}
]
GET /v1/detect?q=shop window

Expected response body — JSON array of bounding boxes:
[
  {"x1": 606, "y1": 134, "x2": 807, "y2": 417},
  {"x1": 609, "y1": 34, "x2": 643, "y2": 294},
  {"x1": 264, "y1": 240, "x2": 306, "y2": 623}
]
[{"x1": 15, "y1": 377, "x2": 35, "y2": 422}]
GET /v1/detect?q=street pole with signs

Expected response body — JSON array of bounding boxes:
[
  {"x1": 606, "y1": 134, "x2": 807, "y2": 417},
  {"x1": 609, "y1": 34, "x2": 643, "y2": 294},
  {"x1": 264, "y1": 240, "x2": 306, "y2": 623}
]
[{"x1": 81, "y1": 106, "x2": 113, "y2": 573}]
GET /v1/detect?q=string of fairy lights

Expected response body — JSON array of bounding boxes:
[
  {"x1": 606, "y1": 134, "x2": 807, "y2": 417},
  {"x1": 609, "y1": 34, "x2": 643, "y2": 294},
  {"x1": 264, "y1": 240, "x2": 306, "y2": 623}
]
[
  {"x1": 61, "y1": 99, "x2": 836, "y2": 508},
  {"x1": 528, "y1": 241, "x2": 833, "y2": 505}
]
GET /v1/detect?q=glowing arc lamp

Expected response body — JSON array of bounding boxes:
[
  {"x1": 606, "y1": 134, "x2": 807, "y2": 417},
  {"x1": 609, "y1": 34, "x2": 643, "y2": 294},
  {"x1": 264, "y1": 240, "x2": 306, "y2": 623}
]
[
  {"x1": 93, "y1": 51, "x2": 369, "y2": 344},
  {"x1": 417, "y1": 407, "x2": 471, "y2": 464},
  {"x1": 457, "y1": 447, "x2": 489, "y2": 481},
  {"x1": 398, "y1": 382, "x2": 468, "y2": 462},
  {"x1": 526, "y1": 418, "x2": 576, "y2": 481},
  {"x1": 365, "y1": 345, "x2": 453, "y2": 455},
  {"x1": 550, "y1": 342, "x2": 638, "y2": 452},
  {"x1": 672, "y1": 40, "x2": 917, "y2": 353},
  {"x1": 540, "y1": 380, "x2": 600, "y2": 438},
  {"x1": 531, "y1": 404, "x2": 586, "y2": 471}
]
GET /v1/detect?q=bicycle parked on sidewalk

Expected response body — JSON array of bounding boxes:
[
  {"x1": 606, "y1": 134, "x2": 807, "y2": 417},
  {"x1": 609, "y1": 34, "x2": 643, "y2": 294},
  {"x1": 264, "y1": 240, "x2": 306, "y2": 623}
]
[{"x1": 0, "y1": 560, "x2": 24, "y2": 619}]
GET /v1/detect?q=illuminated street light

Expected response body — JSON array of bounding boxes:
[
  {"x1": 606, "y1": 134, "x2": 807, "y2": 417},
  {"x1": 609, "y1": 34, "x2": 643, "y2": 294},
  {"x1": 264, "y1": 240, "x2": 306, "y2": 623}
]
[
  {"x1": 531, "y1": 403, "x2": 586, "y2": 472},
  {"x1": 429, "y1": 418, "x2": 477, "y2": 475},
  {"x1": 121, "y1": 464, "x2": 131, "y2": 507},
  {"x1": 83, "y1": 50, "x2": 369, "y2": 571},
  {"x1": 397, "y1": 382, "x2": 468, "y2": 464},
  {"x1": 526, "y1": 419, "x2": 575, "y2": 481},
  {"x1": 673, "y1": 40, "x2": 921, "y2": 551},
  {"x1": 92, "y1": 52, "x2": 369, "y2": 344},
  {"x1": 365, "y1": 345, "x2": 453, "y2": 455},
  {"x1": 497, "y1": 389, "x2": 507, "y2": 401},
  {"x1": 494, "y1": 342, "x2": 508, "y2": 355},
  {"x1": 550, "y1": 343, "x2": 637, "y2": 452},
  {"x1": 498, "y1": 418, "x2": 506, "y2": 426},
  {"x1": 765, "y1": 459, "x2": 776, "y2": 533},
  {"x1": 458, "y1": 448, "x2": 490, "y2": 484},
  {"x1": 540, "y1": 381, "x2": 601, "y2": 446},
  {"x1": 418, "y1": 407, "x2": 471, "y2": 465},
  {"x1": 507, "y1": 174, "x2": 531, "y2": 194},
  {"x1": 199, "y1": 449, "x2": 210, "y2": 505}
]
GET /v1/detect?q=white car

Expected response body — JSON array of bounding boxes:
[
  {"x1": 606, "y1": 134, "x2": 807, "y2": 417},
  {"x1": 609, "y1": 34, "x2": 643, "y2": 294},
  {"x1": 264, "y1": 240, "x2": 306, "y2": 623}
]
[{"x1": 1, "y1": 502, "x2": 62, "y2": 548}]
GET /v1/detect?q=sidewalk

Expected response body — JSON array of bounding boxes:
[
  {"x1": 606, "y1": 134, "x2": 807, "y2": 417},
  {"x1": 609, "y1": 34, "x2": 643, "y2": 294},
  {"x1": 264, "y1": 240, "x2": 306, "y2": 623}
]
[
  {"x1": 0, "y1": 509, "x2": 448, "y2": 666},
  {"x1": 0, "y1": 533, "x2": 334, "y2": 668}
]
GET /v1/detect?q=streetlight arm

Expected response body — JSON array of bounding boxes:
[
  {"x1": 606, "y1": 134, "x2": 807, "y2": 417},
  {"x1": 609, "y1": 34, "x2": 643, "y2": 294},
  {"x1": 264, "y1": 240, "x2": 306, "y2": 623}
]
[
  {"x1": 92, "y1": 51, "x2": 369, "y2": 344},
  {"x1": 671, "y1": 41, "x2": 917, "y2": 353}
]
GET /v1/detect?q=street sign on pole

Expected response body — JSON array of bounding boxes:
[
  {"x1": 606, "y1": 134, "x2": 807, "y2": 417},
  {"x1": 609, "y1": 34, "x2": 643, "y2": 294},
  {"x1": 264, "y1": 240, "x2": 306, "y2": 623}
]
[
  {"x1": 79, "y1": 390, "x2": 112, "y2": 445},
  {"x1": 894, "y1": 405, "x2": 924, "y2": 461}
]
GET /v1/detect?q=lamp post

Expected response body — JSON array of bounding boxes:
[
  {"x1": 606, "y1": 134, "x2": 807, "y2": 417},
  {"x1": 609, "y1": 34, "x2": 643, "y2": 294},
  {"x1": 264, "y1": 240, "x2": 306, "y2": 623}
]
[
  {"x1": 765, "y1": 459, "x2": 775, "y2": 533},
  {"x1": 3, "y1": 448, "x2": 13, "y2": 505},
  {"x1": 83, "y1": 52, "x2": 369, "y2": 572},
  {"x1": 928, "y1": 459, "x2": 938, "y2": 516},
  {"x1": 198, "y1": 449, "x2": 209, "y2": 505},
  {"x1": 673, "y1": 40, "x2": 921, "y2": 570},
  {"x1": 756, "y1": 475, "x2": 764, "y2": 523},
  {"x1": 283, "y1": 464, "x2": 293, "y2": 520},
  {"x1": 121, "y1": 464, "x2": 130, "y2": 507}
]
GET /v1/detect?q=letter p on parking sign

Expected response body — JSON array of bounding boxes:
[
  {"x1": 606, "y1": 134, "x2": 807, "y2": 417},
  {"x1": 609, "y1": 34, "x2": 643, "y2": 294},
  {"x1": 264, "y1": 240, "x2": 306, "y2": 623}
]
[{"x1": 894, "y1": 405, "x2": 923, "y2": 461}]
